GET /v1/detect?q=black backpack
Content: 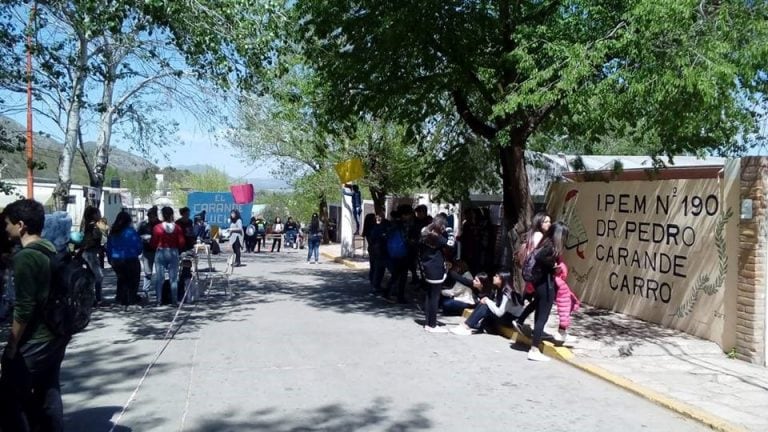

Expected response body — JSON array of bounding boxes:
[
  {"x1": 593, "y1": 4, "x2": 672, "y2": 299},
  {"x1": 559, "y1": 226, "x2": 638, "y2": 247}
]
[
  {"x1": 522, "y1": 249, "x2": 542, "y2": 283},
  {"x1": 29, "y1": 244, "x2": 96, "y2": 337}
]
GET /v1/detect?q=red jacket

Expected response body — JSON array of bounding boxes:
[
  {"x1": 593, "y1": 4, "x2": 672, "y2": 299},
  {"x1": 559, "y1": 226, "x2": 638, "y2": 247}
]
[{"x1": 150, "y1": 222, "x2": 185, "y2": 250}]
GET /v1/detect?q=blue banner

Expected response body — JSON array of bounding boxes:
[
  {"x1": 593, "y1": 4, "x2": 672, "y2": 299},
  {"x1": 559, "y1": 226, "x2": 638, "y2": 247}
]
[{"x1": 187, "y1": 192, "x2": 253, "y2": 227}]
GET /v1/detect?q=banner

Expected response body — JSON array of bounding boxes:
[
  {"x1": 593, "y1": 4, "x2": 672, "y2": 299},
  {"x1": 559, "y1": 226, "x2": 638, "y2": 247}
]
[
  {"x1": 334, "y1": 158, "x2": 364, "y2": 184},
  {"x1": 547, "y1": 177, "x2": 738, "y2": 347},
  {"x1": 187, "y1": 192, "x2": 253, "y2": 226}
]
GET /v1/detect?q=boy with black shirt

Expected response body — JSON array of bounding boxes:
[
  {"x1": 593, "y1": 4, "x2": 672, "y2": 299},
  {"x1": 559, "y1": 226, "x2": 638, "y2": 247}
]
[{"x1": 0, "y1": 199, "x2": 70, "y2": 431}]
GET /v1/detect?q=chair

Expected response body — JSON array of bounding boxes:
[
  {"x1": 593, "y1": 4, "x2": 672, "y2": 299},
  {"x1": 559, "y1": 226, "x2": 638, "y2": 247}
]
[{"x1": 206, "y1": 254, "x2": 237, "y2": 298}]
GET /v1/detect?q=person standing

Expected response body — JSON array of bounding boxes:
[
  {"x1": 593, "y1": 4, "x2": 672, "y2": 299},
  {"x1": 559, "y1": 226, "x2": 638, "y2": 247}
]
[
  {"x1": 419, "y1": 215, "x2": 455, "y2": 333},
  {"x1": 527, "y1": 221, "x2": 569, "y2": 362},
  {"x1": 0, "y1": 199, "x2": 71, "y2": 432},
  {"x1": 306, "y1": 213, "x2": 322, "y2": 263},
  {"x1": 106, "y1": 211, "x2": 143, "y2": 307},
  {"x1": 151, "y1": 207, "x2": 185, "y2": 306},
  {"x1": 138, "y1": 206, "x2": 160, "y2": 300},
  {"x1": 342, "y1": 184, "x2": 362, "y2": 235},
  {"x1": 228, "y1": 209, "x2": 244, "y2": 266},
  {"x1": 175, "y1": 207, "x2": 195, "y2": 252},
  {"x1": 244, "y1": 217, "x2": 258, "y2": 253},
  {"x1": 271, "y1": 217, "x2": 284, "y2": 252},
  {"x1": 79, "y1": 206, "x2": 104, "y2": 306}
]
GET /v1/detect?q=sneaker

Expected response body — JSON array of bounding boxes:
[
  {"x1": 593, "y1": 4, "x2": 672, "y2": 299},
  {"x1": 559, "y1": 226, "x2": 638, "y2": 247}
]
[
  {"x1": 424, "y1": 325, "x2": 449, "y2": 333},
  {"x1": 449, "y1": 325, "x2": 473, "y2": 336},
  {"x1": 558, "y1": 329, "x2": 578, "y2": 345},
  {"x1": 527, "y1": 348, "x2": 550, "y2": 362}
]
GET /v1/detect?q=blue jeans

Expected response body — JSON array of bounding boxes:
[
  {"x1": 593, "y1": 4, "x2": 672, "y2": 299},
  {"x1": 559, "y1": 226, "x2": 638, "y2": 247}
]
[
  {"x1": 154, "y1": 248, "x2": 179, "y2": 305},
  {"x1": 307, "y1": 236, "x2": 320, "y2": 262},
  {"x1": 441, "y1": 298, "x2": 474, "y2": 316}
]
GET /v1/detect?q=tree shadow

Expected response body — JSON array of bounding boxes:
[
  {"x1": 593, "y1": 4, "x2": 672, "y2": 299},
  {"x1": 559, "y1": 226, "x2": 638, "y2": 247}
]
[{"x1": 183, "y1": 399, "x2": 432, "y2": 432}]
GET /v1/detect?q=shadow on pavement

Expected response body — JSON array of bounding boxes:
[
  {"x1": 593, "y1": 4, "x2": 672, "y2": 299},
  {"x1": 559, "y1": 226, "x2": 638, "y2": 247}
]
[
  {"x1": 184, "y1": 399, "x2": 432, "y2": 432},
  {"x1": 64, "y1": 406, "x2": 132, "y2": 431}
]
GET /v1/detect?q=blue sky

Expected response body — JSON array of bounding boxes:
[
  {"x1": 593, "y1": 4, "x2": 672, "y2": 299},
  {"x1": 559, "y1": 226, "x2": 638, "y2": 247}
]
[{"x1": 2, "y1": 91, "x2": 276, "y2": 180}]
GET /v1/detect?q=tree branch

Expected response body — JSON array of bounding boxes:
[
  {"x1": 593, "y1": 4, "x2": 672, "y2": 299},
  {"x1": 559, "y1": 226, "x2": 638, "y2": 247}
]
[{"x1": 451, "y1": 90, "x2": 498, "y2": 139}]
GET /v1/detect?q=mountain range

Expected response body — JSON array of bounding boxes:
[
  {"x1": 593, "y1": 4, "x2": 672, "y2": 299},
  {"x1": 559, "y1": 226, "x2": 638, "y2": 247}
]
[
  {"x1": 0, "y1": 116, "x2": 291, "y2": 191},
  {"x1": 0, "y1": 116, "x2": 156, "y2": 184}
]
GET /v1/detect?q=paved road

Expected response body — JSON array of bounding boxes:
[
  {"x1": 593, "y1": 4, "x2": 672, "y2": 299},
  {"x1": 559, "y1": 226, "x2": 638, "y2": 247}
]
[{"x1": 60, "y1": 248, "x2": 708, "y2": 431}]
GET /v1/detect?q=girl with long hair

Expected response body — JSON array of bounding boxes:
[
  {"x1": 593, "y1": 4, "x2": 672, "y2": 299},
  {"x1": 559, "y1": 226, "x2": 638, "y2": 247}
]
[
  {"x1": 526, "y1": 221, "x2": 569, "y2": 361},
  {"x1": 512, "y1": 212, "x2": 552, "y2": 331},
  {"x1": 450, "y1": 271, "x2": 522, "y2": 335},
  {"x1": 106, "y1": 211, "x2": 142, "y2": 307},
  {"x1": 419, "y1": 214, "x2": 456, "y2": 332},
  {"x1": 229, "y1": 209, "x2": 244, "y2": 266},
  {"x1": 307, "y1": 213, "x2": 322, "y2": 263},
  {"x1": 80, "y1": 206, "x2": 104, "y2": 305},
  {"x1": 271, "y1": 216, "x2": 284, "y2": 252}
]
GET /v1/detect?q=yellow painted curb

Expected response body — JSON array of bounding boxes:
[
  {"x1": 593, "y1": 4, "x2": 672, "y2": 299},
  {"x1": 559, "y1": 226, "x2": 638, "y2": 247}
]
[
  {"x1": 458, "y1": 309, "x2": 573, "y2": 361},
  {"x1": 320, "y1": 252, "x2": 363, "y2": 269},
  {"x1": 567, "y1": 360, "x2": 747, "y2": 432}
]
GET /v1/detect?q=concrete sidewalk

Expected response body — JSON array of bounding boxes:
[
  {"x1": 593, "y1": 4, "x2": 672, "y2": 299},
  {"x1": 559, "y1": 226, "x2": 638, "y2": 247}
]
[{"x1": 322, "y1": 244, "x2": 768, "y2": 432}]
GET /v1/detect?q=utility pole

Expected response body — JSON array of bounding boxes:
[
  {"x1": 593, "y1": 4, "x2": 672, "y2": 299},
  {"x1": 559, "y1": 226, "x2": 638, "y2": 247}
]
[{"x1": 25, "y1": 2, "x2": 36, "y2": 199}]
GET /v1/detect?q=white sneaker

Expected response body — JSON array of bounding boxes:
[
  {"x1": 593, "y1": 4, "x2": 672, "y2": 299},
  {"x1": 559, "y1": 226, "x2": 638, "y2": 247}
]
[
  {"x1": 527, "y1": 348, "x2": 550, "y2": 362},
  {"x1": 556, "y1": 329, "x2": 578, "y2": 345},
  {"x1": 449, "y1": 325, "x2": 473, "y2": 336},
  {"x1": 424, "y1": 325, "x2": 449, "y2": 333}
]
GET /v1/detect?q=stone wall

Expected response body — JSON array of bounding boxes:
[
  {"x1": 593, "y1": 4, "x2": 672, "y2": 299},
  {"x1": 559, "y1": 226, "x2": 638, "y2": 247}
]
[{"x1": 737, "y1": 157, "x2": 768, "y2": 365}]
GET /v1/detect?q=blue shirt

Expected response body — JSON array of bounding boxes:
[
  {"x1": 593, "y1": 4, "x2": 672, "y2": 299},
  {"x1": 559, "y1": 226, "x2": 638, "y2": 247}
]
[{"x1": 106, "y1": 227, "x2": 143, "y2": 260}]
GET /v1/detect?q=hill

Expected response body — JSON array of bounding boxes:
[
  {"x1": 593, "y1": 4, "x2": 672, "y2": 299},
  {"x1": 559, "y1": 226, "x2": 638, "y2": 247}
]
[{"x1": 0, "y1": 116, "x2": 156, "y2": 184}]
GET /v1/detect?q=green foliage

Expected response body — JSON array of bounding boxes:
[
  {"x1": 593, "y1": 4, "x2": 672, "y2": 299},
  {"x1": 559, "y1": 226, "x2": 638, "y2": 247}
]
[
  {"x1": 169, "y1": 167, "x2": 230, "y2": 206},
  {"x1": 289, "y1": 0, "x2": 768, "y2": 223}
]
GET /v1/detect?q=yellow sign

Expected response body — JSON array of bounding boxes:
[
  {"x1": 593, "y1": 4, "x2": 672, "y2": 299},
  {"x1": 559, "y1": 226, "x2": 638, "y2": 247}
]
[{"x1": 334, "y1": 158, "x2": 364, "y2": 184}]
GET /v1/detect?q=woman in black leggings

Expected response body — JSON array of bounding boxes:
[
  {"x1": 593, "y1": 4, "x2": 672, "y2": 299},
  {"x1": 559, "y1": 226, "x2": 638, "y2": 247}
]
[
  {"x1": 419, "y1": 214, "x2": 455, "y2": 333},
  {"x1": 526, "y1": 221, "x2": 569, "y2": 362}
]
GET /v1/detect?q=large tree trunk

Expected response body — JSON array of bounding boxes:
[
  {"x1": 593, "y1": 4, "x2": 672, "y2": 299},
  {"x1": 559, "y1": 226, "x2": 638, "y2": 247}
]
[
  {"x1": 53, "y1": 35, "x2": 88, "y2": 211},
  {"x1": 369, "y1": 186, "x2": 386, "y2": 215},
  {"x1": 499, "y1": 131, "x2": 533, "y2": 238},
  {"x1": 89, "y1": 78, "x2": 116, "y2": 207}
]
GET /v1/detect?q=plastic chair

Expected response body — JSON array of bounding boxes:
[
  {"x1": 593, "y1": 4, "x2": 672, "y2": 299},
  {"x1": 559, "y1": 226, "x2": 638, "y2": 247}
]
[{"x1": 206, "y1": 254, "x2": 237, "y2": 298}]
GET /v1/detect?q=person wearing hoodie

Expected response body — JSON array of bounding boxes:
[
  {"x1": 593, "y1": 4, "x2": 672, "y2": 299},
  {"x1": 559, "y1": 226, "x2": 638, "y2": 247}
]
[
  {"x1": 150, "y1": 207, "x2": 185, "y2": 306},
  {"x1": 106, "y1": 211, "x2": 143, "y2": 307},
  {"x1": 0, "y1": 199, "x2": 70, "y2": 431},
  {"x1": 418, "y1": 214, "x2": 455, "y2": 333}
]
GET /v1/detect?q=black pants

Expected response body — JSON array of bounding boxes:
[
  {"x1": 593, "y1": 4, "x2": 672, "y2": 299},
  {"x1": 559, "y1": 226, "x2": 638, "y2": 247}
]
[
  {"x1": 244, "y1": 235, "x2": 256, "y2": 252},
  {"x1": 387, "y1": 257, "x2": 408, "y2": 301},
  {"x1": 531, "y1": 277, "x2": 555, "y2": 348},
  {"x1": 0, "y1": 336, "x2": 70, "y2": 432},
  {"x1": 112, "y1": 258, "x2": 141, "y2": 306},
  {"x1": 271, "y1": 237, "x2": 282, "y2": 252},
  {"x1": 516, "y1": 292, "x2": 536, "y2": 325},
  {"x1": 424, "y1": 282, "x2": 442, "y2": 327},
  {"x1": 232, "y1": 238, "x2": 242, "y2": 265}
]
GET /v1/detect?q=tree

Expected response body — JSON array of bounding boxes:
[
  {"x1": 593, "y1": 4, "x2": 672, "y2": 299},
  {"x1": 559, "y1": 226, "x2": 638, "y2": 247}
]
[
  {"x1": 292, "y1": 0, "x2": 768, "y2": 233},
  {"x1": 169, "y1": 168, "x2": 230, "y2": 206}
]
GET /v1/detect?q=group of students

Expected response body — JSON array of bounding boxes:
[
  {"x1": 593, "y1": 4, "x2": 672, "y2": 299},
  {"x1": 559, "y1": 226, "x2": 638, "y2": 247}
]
[{"x1": 364, "y1": 207, "x2": 580, "y2": 362}]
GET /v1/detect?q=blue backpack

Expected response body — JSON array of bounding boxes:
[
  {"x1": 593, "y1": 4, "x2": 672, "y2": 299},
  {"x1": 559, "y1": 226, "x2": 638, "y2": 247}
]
[{"x1": 387, "y1": 228, "x2": 407, "y2": 258}]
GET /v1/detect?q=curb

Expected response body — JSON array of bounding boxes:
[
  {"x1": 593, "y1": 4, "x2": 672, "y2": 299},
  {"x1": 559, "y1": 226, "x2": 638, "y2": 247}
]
[
  {"x1": 458, "y1": 310, "x2": 745, "y2": 432},
  {"x1": 320, "y1": 252, "x2": 366, "y2": 269}
]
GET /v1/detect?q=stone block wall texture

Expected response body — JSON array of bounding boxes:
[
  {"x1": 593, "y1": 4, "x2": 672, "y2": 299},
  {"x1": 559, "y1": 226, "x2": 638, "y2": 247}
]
[{"x1": 738, "y1": 157, "x2": 768, "y2": 365}]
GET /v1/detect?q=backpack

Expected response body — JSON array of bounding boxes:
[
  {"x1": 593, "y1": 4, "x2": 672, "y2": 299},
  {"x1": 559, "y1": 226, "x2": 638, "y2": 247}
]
[
  {"x1": 29, "y1": 245, "x2": 96, "y2": 337},
  {"x1": 387, "y1": 227, "x2": 407, "y2": 259},
  {"x1": 245, "y1": 224, "x2": 256, "y2": 237},
  {"x1": 521, "y1": 249, "x2": 542, "y2": 283},
  {"x1": 256, "y1": 222, "x2": 266, "y2": 234}
]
